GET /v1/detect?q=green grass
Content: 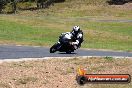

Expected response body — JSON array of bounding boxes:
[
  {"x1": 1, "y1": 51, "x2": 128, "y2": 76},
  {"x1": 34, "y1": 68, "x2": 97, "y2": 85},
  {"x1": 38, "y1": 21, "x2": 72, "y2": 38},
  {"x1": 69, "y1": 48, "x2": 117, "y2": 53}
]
[
  {"x1": 0, "y1": 17, "x2": 64, "y2": 46},
  {"x1": 0, "y1": 15, "x2": 131, "y2": 51}
]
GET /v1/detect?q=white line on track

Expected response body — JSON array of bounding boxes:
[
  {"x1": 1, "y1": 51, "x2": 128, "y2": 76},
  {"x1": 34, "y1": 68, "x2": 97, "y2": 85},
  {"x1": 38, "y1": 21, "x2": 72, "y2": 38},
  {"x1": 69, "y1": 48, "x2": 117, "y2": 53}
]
[{"x1": 0, "y1": 56, "x2": 131, "y2": 64}]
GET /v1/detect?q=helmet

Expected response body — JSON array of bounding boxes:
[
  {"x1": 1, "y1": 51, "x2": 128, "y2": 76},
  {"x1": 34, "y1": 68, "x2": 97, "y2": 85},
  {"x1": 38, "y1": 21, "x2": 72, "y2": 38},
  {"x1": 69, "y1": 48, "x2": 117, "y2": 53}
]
[{"x1": 72, "y1": 26, "x2": 80, "y2": 35}]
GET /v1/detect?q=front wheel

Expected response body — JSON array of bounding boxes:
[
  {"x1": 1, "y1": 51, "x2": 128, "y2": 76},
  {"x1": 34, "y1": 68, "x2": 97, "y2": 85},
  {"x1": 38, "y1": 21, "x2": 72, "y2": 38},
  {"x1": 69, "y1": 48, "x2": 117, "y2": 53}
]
[
  {"x1": 50, "y1": 47, "x2": 56, "y2": 53},
  {"x1": 50, "y1": 43, "x2": 59, "y2": 53}
]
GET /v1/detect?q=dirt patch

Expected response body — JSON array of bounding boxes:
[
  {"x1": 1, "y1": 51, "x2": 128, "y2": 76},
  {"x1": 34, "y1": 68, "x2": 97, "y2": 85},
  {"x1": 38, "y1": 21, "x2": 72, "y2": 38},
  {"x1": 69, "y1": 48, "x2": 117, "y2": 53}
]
[{"x1": 0, "y1": 57, "x2": 132, "y2": 88}]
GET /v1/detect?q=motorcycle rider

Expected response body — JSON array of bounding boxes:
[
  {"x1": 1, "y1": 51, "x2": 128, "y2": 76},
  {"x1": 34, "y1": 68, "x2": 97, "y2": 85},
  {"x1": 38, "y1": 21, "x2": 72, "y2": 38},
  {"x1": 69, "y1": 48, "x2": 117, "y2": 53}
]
[
  {"x1": 58, "y1": 26, "x2": 83, "y2": 50},
  {"x1": 71, "y1": 26, "x2": 83, "y2": 49}
]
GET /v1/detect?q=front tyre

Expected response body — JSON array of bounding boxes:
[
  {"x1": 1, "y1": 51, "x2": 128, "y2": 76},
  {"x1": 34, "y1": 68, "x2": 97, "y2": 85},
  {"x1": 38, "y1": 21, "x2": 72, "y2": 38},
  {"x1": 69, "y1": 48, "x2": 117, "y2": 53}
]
[
  {"x1": 50, "y1": 47, "x2": 56, "y2": 53},
  {"x1": 50, "y1": 43, "x2": 58, "y2": 53}
]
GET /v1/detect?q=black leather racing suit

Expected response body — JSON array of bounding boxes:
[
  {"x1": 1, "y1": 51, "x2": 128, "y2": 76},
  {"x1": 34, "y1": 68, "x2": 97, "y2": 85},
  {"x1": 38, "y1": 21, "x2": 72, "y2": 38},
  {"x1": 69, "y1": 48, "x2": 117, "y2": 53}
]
[{"x1": 71, "y1": 30, "x2": 84, "y2": 48}]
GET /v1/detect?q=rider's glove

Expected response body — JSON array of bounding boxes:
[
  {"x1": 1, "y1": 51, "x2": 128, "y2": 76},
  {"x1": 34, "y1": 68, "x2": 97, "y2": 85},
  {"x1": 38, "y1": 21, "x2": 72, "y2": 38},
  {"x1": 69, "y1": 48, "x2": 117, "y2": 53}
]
[
  {"x1": 71, "y1": 42, "x2": 78, "y2": 50},
  {"x1": 72, "y1": 40, "x2": 79, "y2": 45},
  {"x1": 71, "y1": 42, "x2": 77, "y2": 45}
]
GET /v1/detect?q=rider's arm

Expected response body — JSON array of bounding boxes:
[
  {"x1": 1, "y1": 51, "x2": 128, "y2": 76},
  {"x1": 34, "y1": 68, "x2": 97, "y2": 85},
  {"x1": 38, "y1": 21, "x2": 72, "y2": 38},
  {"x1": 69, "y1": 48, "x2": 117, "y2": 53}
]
[
  {"x1": 72, "y1": 40, "x2": 79, "y2": 45},
  {"x1": 72, "y1": 33, "x2": 83, "y2": 45},
  {"x1": 77, "y1": 33, "x2": 83, "y2": 39}
]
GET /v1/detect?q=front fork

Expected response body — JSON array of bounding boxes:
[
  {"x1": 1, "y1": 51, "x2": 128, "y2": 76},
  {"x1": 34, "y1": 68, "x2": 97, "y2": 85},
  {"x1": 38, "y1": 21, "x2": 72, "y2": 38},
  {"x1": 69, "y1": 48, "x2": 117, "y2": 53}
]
[{"x1": 56, "y1": 42, "x2": 62, "y2": 50}]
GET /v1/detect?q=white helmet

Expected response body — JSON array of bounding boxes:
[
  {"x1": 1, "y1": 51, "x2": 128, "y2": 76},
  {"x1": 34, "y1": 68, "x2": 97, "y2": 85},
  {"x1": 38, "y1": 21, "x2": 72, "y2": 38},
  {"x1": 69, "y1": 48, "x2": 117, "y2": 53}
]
[
  {"x1": 72, "y1": 26, "x2": 80, "y2": 35},
  {"x1": 73, "y1": 26, "x2": 80, "y2": 32}
]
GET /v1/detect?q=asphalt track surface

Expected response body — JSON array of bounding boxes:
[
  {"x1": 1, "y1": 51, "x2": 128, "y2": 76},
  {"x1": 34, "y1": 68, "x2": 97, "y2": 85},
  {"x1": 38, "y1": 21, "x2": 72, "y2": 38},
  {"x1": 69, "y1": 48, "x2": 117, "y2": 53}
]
[{"x1": 0, "y1": 45, "x2": 132, "y2": 59}]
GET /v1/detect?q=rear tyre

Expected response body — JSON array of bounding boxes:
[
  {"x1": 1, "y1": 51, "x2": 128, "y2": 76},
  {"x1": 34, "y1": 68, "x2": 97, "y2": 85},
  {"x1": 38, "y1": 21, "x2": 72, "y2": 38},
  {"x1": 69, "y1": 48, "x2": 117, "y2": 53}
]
[
  {"x1": 66, "y1": 50, "x2": 71, "y2": 54},
  {"x1": 66, "y1": 51, "x2": 71, "y2": 54}
]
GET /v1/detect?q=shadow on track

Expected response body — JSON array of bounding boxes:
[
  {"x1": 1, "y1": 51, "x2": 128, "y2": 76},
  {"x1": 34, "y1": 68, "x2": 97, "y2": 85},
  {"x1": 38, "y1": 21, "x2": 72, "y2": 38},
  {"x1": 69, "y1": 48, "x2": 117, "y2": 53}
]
[{"x1": 58, "y1": 52, "x2": 77, "y2": 54}]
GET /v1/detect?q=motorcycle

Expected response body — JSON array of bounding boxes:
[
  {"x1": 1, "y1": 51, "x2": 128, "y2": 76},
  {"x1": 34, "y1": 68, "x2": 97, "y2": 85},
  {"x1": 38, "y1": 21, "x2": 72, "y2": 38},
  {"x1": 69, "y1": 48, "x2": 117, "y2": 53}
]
[{"x1": 50, "y1": 32, "x2": 76, "y2": 54}]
